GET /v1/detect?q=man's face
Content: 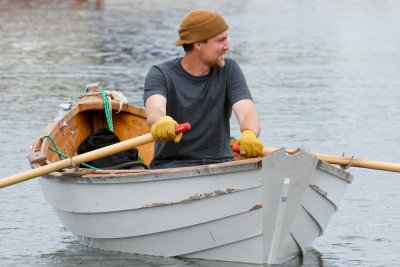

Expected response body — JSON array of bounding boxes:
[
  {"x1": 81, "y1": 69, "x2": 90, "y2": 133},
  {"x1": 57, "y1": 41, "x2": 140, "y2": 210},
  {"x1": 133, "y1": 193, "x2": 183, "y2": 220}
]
[{"x1": 199, "y1": 30, "x2": 229, "y2": 68}]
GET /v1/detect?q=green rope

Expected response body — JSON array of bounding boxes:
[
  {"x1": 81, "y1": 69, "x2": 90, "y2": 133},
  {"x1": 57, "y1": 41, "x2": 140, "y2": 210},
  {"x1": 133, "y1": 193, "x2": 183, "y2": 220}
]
[
  {"x1": 100, "y1": 89, "x2": 113, "y2": 131},
  {"x1": 42, "y1": 135, "x2": 63, "y2": 160},
  {"x1": 41, "y1": 135, "x2": 100, "y2": 170}
]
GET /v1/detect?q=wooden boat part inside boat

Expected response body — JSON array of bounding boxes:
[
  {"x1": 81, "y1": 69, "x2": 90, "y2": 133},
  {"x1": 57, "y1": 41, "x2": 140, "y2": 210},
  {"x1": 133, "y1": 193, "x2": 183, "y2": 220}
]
[
  {"x1": 29, "y1": 92, "x2": 154, "y2": 169},
  {"x1": 28, "y1": 91, "x2": 352, "y2": 265}
]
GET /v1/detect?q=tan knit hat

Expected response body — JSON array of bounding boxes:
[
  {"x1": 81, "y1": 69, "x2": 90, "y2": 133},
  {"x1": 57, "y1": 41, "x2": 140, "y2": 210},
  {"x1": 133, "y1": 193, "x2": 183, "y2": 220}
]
[{"x1": 175, "y1": 9, "x2": 229, "y2": 46}]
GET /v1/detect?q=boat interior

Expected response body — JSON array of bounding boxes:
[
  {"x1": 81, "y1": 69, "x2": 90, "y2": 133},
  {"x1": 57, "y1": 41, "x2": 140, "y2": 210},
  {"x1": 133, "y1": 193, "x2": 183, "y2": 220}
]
[{"x1": 29, "y1": 95, "x2": 241, "y2": 172}]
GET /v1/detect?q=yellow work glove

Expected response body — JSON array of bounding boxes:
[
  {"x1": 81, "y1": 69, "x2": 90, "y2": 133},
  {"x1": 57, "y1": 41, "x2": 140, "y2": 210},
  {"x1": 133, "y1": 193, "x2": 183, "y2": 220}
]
[
  {"x1": 151, "y1": 116, "x2": 182, "y2": 143},
  {"x1": 237, "y1": 129, "x2": 263, "y2": 158}
]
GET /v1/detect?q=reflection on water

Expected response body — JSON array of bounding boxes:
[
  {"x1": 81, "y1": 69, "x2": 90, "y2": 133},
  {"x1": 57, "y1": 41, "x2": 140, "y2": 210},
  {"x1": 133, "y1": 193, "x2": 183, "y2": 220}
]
[
  {"x1": 35, "y1": 238, "x2": 325, "y2": 267},
  {"x1": 1, "y1": 0, "x2": 400, "y2": 266}
]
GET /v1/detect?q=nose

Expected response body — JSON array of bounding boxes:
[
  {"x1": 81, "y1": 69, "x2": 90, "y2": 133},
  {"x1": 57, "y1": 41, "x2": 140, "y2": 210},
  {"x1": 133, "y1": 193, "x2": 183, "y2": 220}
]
[{"x1": 223, "y1": 39, "x2": 229, "y2": 51}]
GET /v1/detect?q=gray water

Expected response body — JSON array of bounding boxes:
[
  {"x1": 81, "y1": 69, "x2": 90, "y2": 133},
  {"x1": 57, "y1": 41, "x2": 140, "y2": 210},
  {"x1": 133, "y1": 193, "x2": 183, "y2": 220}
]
[{"x1": 1, "y1": 0, "x2": 400, "y2": 266}]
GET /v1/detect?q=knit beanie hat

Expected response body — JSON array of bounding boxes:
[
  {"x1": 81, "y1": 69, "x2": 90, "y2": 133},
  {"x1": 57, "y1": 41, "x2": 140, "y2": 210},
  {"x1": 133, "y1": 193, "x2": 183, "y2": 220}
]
[{"x1": 175, "y1": 9, "x2": 229, "y2": 46}]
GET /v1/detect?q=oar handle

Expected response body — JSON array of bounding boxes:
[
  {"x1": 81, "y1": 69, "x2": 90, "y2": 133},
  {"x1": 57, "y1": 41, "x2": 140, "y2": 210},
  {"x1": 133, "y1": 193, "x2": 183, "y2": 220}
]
[
  {"x1": 231, "y1": 144, "x2": 241, "y2": 154},
  {"x1": 0, "y1": 123, "x2": 191, "y2": 189},
  {"x1": 232, "y1": 144, "x2": 266, "y2": 155},
  {"x1": 175, "y1": 122, "x2": 191, "y2": 134}
]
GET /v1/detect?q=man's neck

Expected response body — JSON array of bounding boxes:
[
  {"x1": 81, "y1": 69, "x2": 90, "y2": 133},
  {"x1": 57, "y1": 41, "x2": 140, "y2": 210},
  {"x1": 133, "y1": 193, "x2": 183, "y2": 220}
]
[{"x1": 181, "y1": 54, "x2": 210, "y2": 77}]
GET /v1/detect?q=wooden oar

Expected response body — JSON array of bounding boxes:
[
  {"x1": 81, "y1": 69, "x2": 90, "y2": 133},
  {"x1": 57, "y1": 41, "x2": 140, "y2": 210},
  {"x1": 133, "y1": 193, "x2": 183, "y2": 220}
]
[
  {"x1": 0, "y1": 123, "x2": 191, "y2": 189},
  {"x1": 233, "y1": 145, "x2": 400, "y2": 173}
]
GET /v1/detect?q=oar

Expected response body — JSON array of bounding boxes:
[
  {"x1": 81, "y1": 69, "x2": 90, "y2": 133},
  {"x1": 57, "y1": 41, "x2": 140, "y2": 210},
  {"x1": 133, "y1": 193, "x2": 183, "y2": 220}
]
[
  {"x1": 233, "y1": 145, "x2": 400, "y2": 173},
  {"x1": 0, "y1": 123, "x2": 191, "y2": 189}
]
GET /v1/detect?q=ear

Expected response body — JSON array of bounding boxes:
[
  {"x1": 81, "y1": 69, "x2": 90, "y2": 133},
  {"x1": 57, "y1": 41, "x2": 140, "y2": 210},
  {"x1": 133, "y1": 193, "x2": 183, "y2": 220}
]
[{"x1": 193, "y1": 42, "x2": 202, "y2": 51}]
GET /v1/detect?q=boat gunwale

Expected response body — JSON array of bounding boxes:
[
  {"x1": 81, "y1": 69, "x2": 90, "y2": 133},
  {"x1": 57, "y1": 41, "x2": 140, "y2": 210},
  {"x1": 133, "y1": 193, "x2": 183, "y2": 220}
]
[
  {"x1": 41, "y1": 157, "x2": 263, "y2": 184},
  {"x1": 317, "y1": 160, "x2": 353, "y2": 183}
]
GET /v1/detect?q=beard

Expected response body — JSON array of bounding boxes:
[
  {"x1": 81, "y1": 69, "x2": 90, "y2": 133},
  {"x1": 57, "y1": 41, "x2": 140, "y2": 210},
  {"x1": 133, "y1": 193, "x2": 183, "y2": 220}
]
[{"x1": 209, "y1": 54, "x2": 226, "y2": 68}]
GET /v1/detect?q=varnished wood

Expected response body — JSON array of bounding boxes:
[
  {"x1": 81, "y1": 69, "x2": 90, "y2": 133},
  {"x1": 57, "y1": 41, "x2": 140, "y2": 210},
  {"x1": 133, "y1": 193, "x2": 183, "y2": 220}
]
[{"x1": 28, "y1": 94, "x2": 154, "y2": 168}]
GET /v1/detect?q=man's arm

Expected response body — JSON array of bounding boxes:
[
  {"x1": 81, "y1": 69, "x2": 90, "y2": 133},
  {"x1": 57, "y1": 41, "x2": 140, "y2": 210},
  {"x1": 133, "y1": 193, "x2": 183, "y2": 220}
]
[
  {"x1": 145, "y1": 94, "x2": 167, "y2": 126},
  {"x1": 232, "y1": 99, "x2": 261, "y2": 136},
  {"x1": 232, "y1": 99, "x2": 263, "y2": 157},
  {"x1": 145, "y1": 94, "x2": 182, "y2": 143}
]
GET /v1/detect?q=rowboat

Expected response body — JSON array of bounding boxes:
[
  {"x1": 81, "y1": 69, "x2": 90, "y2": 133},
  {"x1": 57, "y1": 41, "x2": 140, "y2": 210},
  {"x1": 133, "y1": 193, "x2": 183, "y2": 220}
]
[{"x1": 28, "y1": 88, "x2": 352, "y2": 265}]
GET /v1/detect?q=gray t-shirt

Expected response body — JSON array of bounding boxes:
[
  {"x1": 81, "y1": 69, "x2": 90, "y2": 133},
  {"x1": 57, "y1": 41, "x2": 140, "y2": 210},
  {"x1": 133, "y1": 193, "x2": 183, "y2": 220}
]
[{"x1": 143, "y1": 57, "x2": 252, "y2": 163}]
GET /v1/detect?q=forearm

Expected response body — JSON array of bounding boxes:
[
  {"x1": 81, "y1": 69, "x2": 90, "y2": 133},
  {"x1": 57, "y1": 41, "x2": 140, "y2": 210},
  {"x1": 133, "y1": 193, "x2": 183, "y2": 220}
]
[
  {"x1": 233, "y1": 99, "x2": 261, "y2": 136},
  {"x1": 144, "y1": 94, "x2": 167, "y2": 126},
  {"x1": 239, "y1": 111, "x2": 261, "y2": 136},
  {"x1": 146, "y1": 106, "x2": 166, "y2": 126},
  {"x1": 236, "y1": 109, "x2": 263, "y2": 158}
]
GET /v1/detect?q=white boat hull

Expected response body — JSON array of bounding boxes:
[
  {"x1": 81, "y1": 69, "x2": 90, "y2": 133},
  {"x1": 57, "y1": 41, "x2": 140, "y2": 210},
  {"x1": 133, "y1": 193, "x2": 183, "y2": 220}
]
[{"x1": 39, "y1": 149, "x2": 352, "y2": 264}]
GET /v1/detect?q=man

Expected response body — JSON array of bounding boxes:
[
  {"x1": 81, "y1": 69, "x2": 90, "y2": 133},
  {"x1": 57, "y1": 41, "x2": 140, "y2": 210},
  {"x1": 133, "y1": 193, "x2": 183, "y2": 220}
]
[{"x1": 143, "y1": 9, "x2": 263, "y2": 169}]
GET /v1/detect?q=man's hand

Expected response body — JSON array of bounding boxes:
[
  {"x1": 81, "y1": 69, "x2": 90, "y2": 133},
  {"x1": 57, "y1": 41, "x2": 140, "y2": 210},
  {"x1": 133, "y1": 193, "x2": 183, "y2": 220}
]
[
  {"x1": 237, "y1": 129, "x2": 263, "y2": 158},
  {"x1": 151, "y1": 116, "x2": 182, "y2": 143}
]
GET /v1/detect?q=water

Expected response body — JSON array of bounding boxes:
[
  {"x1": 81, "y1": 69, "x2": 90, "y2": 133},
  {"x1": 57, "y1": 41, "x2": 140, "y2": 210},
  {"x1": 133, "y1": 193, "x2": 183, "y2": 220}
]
[{"x1": 1, "y1": 0, "x2": 399, "y2": 266}]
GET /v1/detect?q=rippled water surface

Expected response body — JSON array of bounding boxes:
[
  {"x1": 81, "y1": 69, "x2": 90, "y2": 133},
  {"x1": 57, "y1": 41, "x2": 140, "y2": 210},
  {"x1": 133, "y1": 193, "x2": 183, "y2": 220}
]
[{"x1": 1, "y1": 0, "x2": 400, "y2": 266}]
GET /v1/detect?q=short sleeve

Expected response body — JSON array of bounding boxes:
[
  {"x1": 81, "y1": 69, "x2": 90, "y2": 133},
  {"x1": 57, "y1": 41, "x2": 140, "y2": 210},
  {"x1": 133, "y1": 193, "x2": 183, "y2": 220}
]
[
  {"x1": 143, "y1": 66, "x2": 168, "y2": 104},
  {"x1": 226, "y1": 60, "x2": 253, "y2": 106}
]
